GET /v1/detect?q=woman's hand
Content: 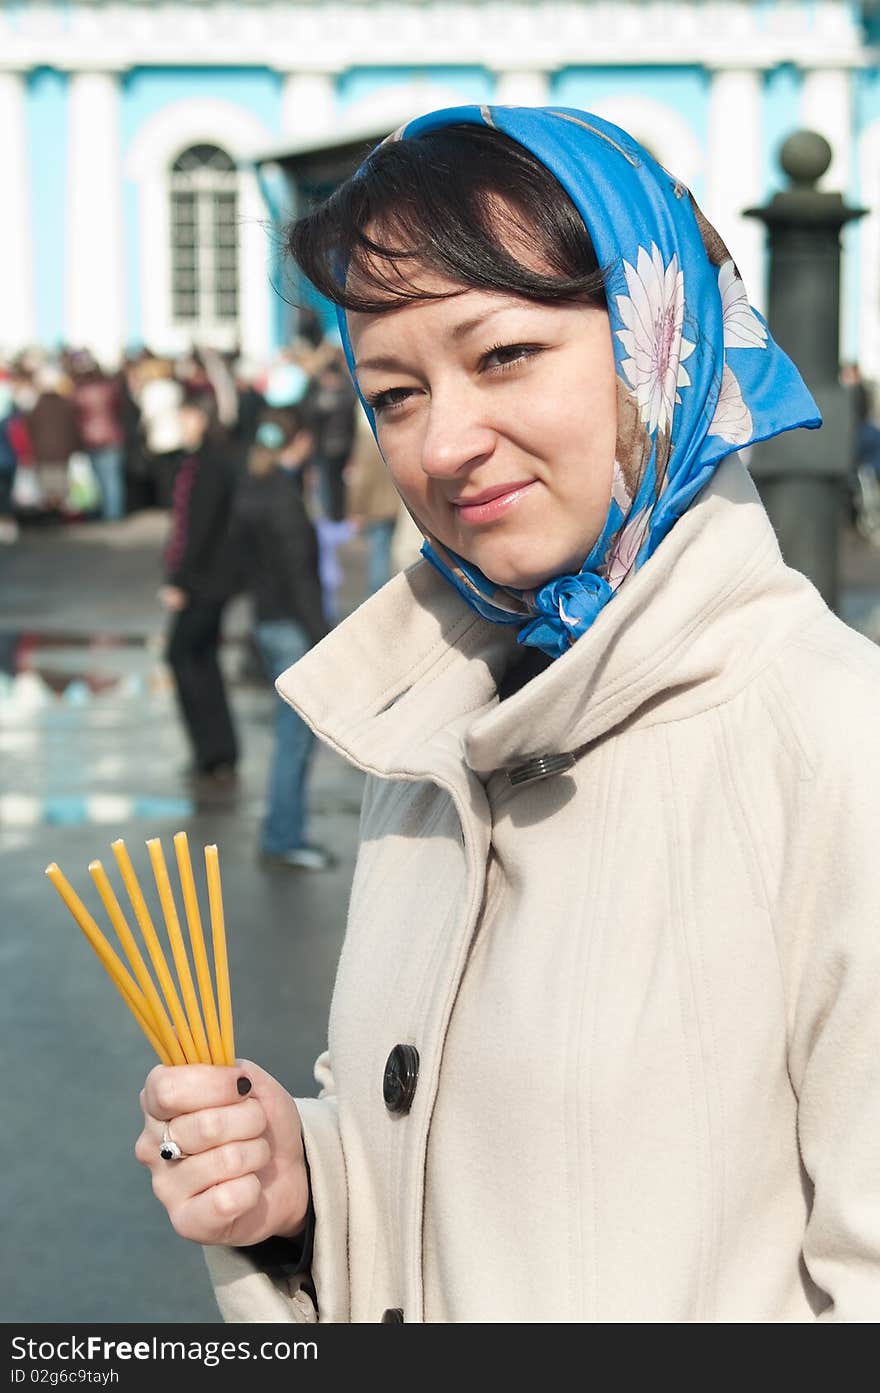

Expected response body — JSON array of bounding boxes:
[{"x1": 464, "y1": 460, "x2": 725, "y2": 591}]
[{"x1": 136, "y1": 1061, "x2": 311, "y2": 1248}]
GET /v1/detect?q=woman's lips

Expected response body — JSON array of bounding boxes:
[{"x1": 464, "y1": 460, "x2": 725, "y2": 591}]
[{"x1": 452, "y1": 480, "x2": 538, "y2": 525}]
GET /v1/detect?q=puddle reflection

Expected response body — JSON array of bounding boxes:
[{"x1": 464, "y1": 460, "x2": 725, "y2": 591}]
[{"x1": 0, "y1": 631, "x2": 147, "y2": 695}]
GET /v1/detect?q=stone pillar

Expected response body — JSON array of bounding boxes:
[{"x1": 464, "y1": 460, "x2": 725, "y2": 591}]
[
  {"x1": 0, "y1": 70, "x2": 36, "y2": 351},
  {"x1": 706, "y1": 66, "x2": 765, "y2": 313},
  {"x1": 65, "y1": 70, "x2": 125, "y2": 365},
  {"x1": 281, "y1": 71, "x2": 337, "y2": 143},
  {"x1": 745, "y1": 131, "x2": 866, "y2": 612},
  {"x1": 493, "y1": 70, "x2": 551, "y2": 107}
]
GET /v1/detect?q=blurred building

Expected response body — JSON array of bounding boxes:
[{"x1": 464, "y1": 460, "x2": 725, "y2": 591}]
[{"x1": 2, "y1": 0, "x2": 880, "y2": 373}]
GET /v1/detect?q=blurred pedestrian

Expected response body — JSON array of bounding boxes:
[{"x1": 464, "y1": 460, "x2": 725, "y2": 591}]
[
  {"x1": 73, "y1": 360, "x2": 126, "y2": 520},
  {"x1": 295, "y1": 347, "x2": 357, "y2": 623},
  {"x1": 161, "y1": 388, "x2": 239, "y2": 788},
  {"x1": 4, "y1": 374, "x2": 37, "y2": 521},
  {"x1": 137, "y1": 357, "x2": 185, "y2": 508},
  {"x1": 0, "y1": 379, "x2": 20, "y2": 542},
  {"x1": 119, "y1": 355, "x2": 150, "y2": 511},
  {"x1": 345, "y1": 407, "x2": 403, "y2": 595},
  {"x1": 841, "y1": 362, "x2": 880, "y2": 533},
  {"x1": 231, "y1": 407, "x2": 333, "y2": 870},
  {"x1": 306, "y1": 348, "x2": 357, "y2": 522},
  {"x1": 27, "y1": 363, "x2": 80, "y2": 514},
  {"x1": 231, "y1": 357, "x2": 266, "y2": 450}
]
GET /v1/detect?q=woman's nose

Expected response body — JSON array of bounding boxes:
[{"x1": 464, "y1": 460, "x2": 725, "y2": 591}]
[{"x1": 419, "y1": 390, "x2": 495, "y2": 479}]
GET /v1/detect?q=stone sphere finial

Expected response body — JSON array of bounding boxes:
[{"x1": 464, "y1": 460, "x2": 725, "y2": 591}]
[{"x1": 780, "y1": 130, "x2": 833, "y2": 186}]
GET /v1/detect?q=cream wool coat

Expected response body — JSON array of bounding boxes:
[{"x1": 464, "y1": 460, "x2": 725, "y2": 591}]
[{"x1": 205, "y1": 454, "x2": 880, "y2": 1322}]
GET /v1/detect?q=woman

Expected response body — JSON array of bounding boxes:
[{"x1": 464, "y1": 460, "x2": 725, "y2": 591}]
[
  {"x1": 230, "y1": 407, "x2": 333, "y2": 870},
  {"x1": 136, "y1": 107, "x2": 880, "y2": 1321}
]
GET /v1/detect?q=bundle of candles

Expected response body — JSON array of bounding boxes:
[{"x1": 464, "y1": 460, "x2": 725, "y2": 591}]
[{"x1": 45, "y1": 832, "x2": 235, "y2": 1067}]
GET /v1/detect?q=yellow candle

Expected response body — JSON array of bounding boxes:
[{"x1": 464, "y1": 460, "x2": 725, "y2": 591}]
[
  {"x1": 45, "y1": 862, "x2": 172, "y2": 1066},
  {"x1": 89, "y1": 860, "x2": 186, "y2": 1066},
  {"x1": 111, "y1": 839, "x2": 200, "y2": 1065},
  {"x1": 173, "y1": 831, "x2": 224, "y2": 1066},
  {"x1": 205, "y1": 844, "x2": 235, "y2": 1066},
  {"x1": 146, "y1": 838, "x2": 211, "y2": 1065}
]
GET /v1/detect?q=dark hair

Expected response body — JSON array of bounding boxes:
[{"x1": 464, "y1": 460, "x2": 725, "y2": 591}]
[{"x1": 286, "y1": 123, "x2": 610, "y2": 314}]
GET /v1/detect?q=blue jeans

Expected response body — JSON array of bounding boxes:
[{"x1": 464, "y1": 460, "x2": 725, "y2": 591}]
[
  {"x1": 89, "y1": 446, "x2": 125, "y2": 520},
  {"x1": 255, "y1": 619, "x2": 315, "y2": 854}
]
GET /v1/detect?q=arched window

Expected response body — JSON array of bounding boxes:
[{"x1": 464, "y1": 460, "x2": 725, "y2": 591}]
[{"x1": 169, "y1": 144, "x2": 239, "y2": 343}]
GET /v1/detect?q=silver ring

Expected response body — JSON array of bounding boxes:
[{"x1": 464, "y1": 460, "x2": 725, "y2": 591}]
[{"x1": 159, "y1": 1122, "x2": 185, "y2": 1162}]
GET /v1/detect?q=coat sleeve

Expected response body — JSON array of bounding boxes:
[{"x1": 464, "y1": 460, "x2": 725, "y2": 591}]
[
  {"x1": 203, "y1": 1050, "x2": 350, "y2": 1323},
  {"x1": 780, "y1": 731, "x2": 880, "y2": 1320}
]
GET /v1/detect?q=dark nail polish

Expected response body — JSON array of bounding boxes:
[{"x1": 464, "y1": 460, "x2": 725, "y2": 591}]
[{"x1": 237, "y1": 1076, "x2": 252, "y2": 1096}]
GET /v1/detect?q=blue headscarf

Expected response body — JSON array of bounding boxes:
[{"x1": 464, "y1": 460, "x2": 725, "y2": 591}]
[{"x1": 335, "y1": 104, "x2": 822, "y2": 659}]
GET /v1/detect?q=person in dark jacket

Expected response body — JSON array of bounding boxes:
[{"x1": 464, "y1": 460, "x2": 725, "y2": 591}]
[
  {"x1": 231, "y1": 406, "x2": 333, "y2": 870},
  {"x1": 161, "y1": 389, "x2": 239, "y2": 786},
  {"x1": 28, "y1": 363, "x2": 81, "y2": 513}
]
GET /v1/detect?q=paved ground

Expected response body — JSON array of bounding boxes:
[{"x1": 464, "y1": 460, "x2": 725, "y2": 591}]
[{"x1": 2, "y1": 505, "x2": 880, "y2": 1323}]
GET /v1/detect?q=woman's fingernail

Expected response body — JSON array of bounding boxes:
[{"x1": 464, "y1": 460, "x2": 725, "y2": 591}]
[{"x1": 237, "y1": 1076, "x2": 252, "y2": 1096}]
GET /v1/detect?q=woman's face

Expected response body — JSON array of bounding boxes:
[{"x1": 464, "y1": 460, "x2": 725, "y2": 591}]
[{"x1": 348, "y1": 268, "x2": 618, "y2": 590}]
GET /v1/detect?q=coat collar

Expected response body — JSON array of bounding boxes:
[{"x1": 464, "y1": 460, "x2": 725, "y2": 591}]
[{"x1": 276, "y1": 455, "x2": 827, "y2": 783}]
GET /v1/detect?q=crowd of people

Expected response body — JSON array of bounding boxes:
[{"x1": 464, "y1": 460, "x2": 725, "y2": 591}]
[
  {"x1": 0, "y1": 319, "x2": 415, "y2": 547},
  {"x1": 0, "y1": 313, "x2": 424, "y2": 870}
]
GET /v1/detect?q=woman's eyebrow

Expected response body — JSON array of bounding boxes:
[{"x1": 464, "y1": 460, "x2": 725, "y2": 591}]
[
  {"x1": 354, "y1": 352, "x2": 408, "y2": 374},
  {"x1": 448, "y1": 305, "x2": 513, "y2": 342},
  {"x1": 356, "y1": 305, "x2": 519, "y2": 374}
]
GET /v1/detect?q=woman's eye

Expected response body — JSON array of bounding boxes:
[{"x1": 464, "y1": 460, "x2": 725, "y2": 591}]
[
  {"x1": 366, "y1": 387, "x2": 413, "y2": 415},
  {"x1": 482, "y1": 343, "x2": 540, "y2": 371}
]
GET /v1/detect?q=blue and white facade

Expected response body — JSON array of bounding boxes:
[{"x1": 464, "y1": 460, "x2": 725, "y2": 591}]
[{"x1": 2, "y1": 0, "x2": 880, "y2": 373}]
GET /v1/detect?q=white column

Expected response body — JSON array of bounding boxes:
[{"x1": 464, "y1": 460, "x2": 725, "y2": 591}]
[
  {"x1": 281, "y1": 71, "x2": 337, "y2": 143},
  {"x1": 801, "y1": 67, "x2": 851, "y2": 194},
  {"x1": 705, "y1": 67, "x2": 765, "y2": 314},
  {"x1": 493, "y1": 70, "x2": 551, "y2": 107},
  {"x1": 65, "y1": 70, "x2": 125, "y2": 365},
  {"x1": 0, "y1": 70, "x2": 36, "y2": 351},
  {"x1": 238, "y1": 166, "x2": 273, "y2": 365}
]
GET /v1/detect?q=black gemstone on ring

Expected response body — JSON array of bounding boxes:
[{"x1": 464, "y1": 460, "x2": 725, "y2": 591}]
[{"x1": 160, "y1": 1146, "x2": 175, "y2": 1160}]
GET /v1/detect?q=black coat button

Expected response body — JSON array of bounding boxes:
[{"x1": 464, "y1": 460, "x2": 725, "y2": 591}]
[
  {"x1": 383, "y1": 1044, "x2": 419, "y2": 1115},
  {"x1": 381, "y1": 1307, "x2": 404, "y2": 1323}
]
